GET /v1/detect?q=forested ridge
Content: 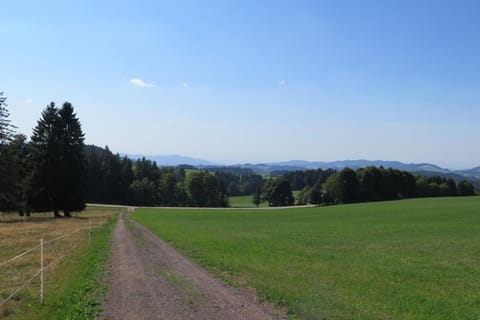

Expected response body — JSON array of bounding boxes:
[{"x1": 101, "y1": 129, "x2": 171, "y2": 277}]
[{"x1": 0, "y1": 93, "x2": 476, "y2": 215}]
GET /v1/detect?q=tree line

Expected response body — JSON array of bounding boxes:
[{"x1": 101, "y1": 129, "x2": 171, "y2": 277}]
[{"x1": 290, "y1": 166, "x2": 476, "y2": 205}]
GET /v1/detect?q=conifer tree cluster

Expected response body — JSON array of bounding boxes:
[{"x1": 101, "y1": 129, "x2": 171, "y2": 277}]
[{"x1": 0, "y1": 93, "x2": 86, "y2": 217}]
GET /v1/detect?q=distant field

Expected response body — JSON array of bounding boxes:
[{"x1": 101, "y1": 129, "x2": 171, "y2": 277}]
[
  {"x1": 229, "y1": 190, "x2": 301, "y2": 208},
  {"x1": 229, "y1": 195, "x2": 268, "y2": 208},
  {"x1": 0, "y1": 206, "x2": 121, "y2": 319},
  {"x1": 132, "y1": 197, "x2": 480, "y2": 320}
]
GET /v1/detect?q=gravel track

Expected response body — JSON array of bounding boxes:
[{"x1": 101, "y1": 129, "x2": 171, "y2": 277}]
[{"x1": 101, "y1": 211, "x2": 283, "y2": 320}]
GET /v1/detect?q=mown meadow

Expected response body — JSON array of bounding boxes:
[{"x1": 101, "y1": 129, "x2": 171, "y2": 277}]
[{"x1": 132, "y1": 197, "x2": 480, "y2": 320}]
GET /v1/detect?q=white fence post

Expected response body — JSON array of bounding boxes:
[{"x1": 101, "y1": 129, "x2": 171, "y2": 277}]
[{"x1": 40, "y1": 238, "x2": 44, "y2": 304}]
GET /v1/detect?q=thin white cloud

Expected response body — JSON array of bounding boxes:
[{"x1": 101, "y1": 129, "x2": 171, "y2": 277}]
[
  {"x1": 129, "y1": 78, "x2": 155, "y2": 88},
  {"x1": 278, "y1": 80, "x2": 286, "y2": 86},
  {"x1": 24, "y1": 98, "x2": 33, "y2": 104},
  {"x1": 181, "y1": 82, "x2": 189, "y2": 88}
]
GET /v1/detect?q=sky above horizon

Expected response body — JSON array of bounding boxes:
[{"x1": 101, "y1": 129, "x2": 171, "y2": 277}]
[{"x1": 1, "y1": 0, "x2": 479, "y2": 169}]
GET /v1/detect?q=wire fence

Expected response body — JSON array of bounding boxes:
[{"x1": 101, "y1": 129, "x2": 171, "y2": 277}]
[{"x1": 0, "y1": 215, "x2": 112, "y2": 310}]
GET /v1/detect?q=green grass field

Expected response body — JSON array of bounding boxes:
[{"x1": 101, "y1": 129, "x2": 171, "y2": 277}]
[{"x1": 132, "y1": 197, "x2": 480, "y2": 320}]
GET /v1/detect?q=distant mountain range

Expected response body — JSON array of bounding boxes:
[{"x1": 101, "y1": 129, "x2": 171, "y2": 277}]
[
  {"x1": 124, "y1": 154, "x2": 480, "y2": 182},
  {"x1": 122, "y1": 154, "x2": 217, "y2": 167},
  {"x1": 237, "y1": 160, "x2": 457, "y2": 174},
  {"x1": 233, "y1": 160, "x2": 480, "y2": 181}
]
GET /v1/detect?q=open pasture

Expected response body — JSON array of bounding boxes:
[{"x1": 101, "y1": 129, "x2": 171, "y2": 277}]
[
  {"x1": 0, "y1": 206, "x2": 121, "y2": 319},
  {"x1": 132, "y1": 197, "x2": 480, "y2": 320}
]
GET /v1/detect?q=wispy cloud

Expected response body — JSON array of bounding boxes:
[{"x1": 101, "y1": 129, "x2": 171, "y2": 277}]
[
  {"x1": 24, "y1": 98, "x2": 33, "y2": 104},
  {"x1": 181, "y1": 82, "x2": 189, "y2": 88},
  {"x1": 129, "y1": 78, "x2": 155, "y2": 88},
  {"x1": 278, "y1": 80, "x2": 286, "y2": 86}
]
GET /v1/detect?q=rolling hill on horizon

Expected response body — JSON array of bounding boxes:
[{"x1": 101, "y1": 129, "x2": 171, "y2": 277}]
[{"x1": 123, "y1": 152, "x2": 479, "y2": 180}]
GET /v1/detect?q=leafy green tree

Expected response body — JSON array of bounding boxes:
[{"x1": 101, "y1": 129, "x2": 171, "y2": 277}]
[
  {"x1": 252, "y1": 187, "x2": 262, "y2": 207},
  {"x1": 323, "y1": 173, "x2": 340, "y2": 203},
  {"x1": 415, "y1": 176, "x2": 430, "y2": 197},
  {"x1": 185, "y1": 171, "x2": 228, "y2": 207},
  {"x1": 204, "y1": 173, "x2": 222, "y2": 207},
  {"x1": 127, "y1": 178, "x2": 156, "y2": 206},
  {"x1": 187, "y1": 171, "x2": 207, "y2": 206},
  {"x1": 357, "y1": 166, "x2": 382, "y2": 201},
  {"x1": 428, "y1": 182, "x2": 440, "y2": 196},
  {"x1": 401, "y1": 171, "x2": 417, "y2": 198},
  {"x1": 438, "y1": 182, "x2": 451, "y2": 196},
  {"x1": 458, "y1": 180, "x2": 475, "y2": 196},
  {"x1": 160, "y1": 172, "x2": 179, "y2": 206},
  {"x1": 296, "y1": 186, "x2": 312, "y2": 205},
  {"x1": 175, "y1": 183, "x2": 188, "y2": 206},
  {"x1": 446, "y1": 178, "x2": 457, "y2": 196},
  {"x1": 310, "y1": 182, "x2": 324, "y2": 205},
  {"x1": 263, "y1": 179, "x2": 294, "y2": 207},
  {"x1": 324, "y1": 168, "x2": 359, "y2": 203}
]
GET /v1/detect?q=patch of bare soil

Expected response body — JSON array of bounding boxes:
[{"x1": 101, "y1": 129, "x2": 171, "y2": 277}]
[{"x1": 101, "y1": 212, "x2": 284, "y2": 320}]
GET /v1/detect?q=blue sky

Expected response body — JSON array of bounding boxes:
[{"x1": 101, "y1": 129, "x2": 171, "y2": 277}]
[{"x1": 1, "y1": 0, "x2": 479, "y2": 169}]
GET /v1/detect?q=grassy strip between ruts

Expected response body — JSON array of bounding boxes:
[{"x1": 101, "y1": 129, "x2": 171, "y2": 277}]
[
  {"x1": 131, "y1": 197, "x2": 480, "y2": 320},
  {"x1": 1, "y1": 208, "x2": 119, "y2": 319}
]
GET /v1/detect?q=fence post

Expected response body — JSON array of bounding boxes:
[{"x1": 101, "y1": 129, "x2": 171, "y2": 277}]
[{"x1": 40, "y1": 238, "x2": 44, "y2": 304}]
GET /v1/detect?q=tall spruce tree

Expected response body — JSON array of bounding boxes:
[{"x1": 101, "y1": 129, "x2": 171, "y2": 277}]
[
  {"x1": 57, "y1": 102, "x2": 86, "y2": 216},
  {"x1": 28, "y1": 102, "x2": 86, "y2": 217},
  {"x1": 28, "y1": 103, "x2": 62, "y2": 216}
]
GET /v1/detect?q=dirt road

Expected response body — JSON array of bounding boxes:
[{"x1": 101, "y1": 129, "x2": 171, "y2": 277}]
[{"x1": 101, "y1": 212, "x2": 283, "y2": 320}]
